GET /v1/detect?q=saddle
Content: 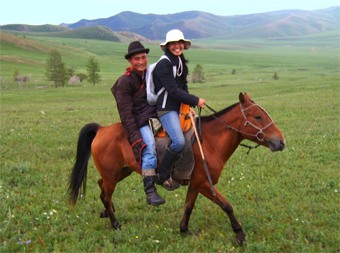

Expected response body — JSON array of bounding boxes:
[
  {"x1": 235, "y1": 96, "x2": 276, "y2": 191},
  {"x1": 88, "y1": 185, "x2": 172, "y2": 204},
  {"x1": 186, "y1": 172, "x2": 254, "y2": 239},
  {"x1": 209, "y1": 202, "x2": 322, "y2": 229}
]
[{"x1": 149, "y1": 104, "x2": 196, "y2": 183}]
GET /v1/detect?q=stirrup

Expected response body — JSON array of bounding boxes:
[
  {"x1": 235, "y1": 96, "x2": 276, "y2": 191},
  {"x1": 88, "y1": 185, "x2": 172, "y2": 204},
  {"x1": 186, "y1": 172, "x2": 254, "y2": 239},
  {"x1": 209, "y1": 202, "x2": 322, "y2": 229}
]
[{"x1": 162, "y1": 178, "x2": 180, "y2": 191}]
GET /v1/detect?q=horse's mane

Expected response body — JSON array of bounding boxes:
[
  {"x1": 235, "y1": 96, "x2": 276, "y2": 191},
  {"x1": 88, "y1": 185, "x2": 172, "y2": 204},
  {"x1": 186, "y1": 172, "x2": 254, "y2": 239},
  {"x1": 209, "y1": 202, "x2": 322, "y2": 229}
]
[{"x1": 201, "y1": 102, "x2": 239, "y2": 122}]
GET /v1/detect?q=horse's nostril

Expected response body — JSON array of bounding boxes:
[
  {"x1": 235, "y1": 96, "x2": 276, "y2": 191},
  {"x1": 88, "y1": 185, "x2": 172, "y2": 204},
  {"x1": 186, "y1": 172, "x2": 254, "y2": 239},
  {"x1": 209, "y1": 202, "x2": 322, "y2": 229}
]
[{"x1": 280, "y1": 140, "x2": 285, "y2": 149}]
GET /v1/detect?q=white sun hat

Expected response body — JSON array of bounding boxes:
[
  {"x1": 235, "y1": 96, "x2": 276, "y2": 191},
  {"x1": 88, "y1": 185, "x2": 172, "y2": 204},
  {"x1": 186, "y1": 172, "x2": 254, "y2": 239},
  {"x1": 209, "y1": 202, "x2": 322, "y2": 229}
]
[{"x1": 160, "y1": 29, "x2": 191, "y2": 51}]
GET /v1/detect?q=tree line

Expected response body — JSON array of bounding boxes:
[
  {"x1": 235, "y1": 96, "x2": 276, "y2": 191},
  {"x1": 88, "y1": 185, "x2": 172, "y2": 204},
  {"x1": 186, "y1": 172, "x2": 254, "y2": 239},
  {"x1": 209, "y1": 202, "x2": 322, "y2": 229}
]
[
  {"x1": 45, "y1": 49, "x2": 207, "y2": 87},
  {"x1": 45, "y1": 50, "x2": 101, "y2": 88},
  {"x1": 43, "y1": 50, "x2": 279, "y2": 88}
]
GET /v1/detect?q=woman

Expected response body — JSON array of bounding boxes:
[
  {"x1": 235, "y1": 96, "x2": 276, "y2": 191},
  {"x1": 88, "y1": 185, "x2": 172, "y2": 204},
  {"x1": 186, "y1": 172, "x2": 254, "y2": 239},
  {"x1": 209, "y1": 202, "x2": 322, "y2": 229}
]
[{"x1": 153, "y1": 29, "x2": 206, "y2": 190}]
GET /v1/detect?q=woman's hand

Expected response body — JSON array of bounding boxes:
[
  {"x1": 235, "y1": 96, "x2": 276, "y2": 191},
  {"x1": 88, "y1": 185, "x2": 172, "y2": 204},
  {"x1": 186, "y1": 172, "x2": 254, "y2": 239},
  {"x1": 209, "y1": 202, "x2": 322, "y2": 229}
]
[
  {"x1": 190, "y1": 107, "x2": 196, "y2": 116},
  {"x1": 197, "y1": 98, "x2": 206, "y2": 108}
]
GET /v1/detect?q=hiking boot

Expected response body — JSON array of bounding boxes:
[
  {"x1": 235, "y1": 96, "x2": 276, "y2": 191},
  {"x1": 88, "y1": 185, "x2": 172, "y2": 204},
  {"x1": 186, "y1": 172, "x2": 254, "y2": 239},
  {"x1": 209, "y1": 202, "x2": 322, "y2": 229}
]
[
  {"x1": 143, "y1": 176, "x2": 165, "y2": 206},
  {"x1": 157, "y1": 148, "x2": 181, "y2": 191}
]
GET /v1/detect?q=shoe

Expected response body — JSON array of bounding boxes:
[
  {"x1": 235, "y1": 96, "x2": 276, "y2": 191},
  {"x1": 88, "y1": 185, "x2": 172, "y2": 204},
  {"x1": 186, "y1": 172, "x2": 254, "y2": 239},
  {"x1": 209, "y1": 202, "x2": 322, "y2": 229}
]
[
  {"x1": 143, "y1": 176, "x2": 166, "y2": 206},
  {"x1": 162, "y1": 178, "x2": 180, "y2": 191},
  {"x1": 157, "y1": 148, "x2": 180, "y2": 190}
]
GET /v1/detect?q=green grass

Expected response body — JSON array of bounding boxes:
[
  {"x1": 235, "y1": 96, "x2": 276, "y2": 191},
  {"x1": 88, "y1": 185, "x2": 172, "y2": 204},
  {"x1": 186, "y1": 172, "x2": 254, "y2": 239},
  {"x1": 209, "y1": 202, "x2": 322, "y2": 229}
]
[{"x1": 0, "y1": 32, "x2": 339, "y2": 252}]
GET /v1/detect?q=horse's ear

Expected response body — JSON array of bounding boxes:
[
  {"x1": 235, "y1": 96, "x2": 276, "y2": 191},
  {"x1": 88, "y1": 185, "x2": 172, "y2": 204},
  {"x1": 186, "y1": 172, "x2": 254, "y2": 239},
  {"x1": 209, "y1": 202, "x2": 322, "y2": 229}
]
[{"x1": 239, "y1": 92, "x2": 245, "y2": 104}]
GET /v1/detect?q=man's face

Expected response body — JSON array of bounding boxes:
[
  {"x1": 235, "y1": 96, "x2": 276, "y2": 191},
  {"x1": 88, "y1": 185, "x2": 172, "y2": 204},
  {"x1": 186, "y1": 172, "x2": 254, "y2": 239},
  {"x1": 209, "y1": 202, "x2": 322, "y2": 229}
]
[{"x1": 128, "y1": 53, "x2": 148, "y2": 72}]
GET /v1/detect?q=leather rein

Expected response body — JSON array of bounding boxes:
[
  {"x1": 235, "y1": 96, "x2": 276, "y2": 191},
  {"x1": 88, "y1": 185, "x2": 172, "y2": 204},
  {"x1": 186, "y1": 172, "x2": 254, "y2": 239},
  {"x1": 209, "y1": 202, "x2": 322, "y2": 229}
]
[{"x1": 198, "y1": 103, "x2": 275, "y2": 154}]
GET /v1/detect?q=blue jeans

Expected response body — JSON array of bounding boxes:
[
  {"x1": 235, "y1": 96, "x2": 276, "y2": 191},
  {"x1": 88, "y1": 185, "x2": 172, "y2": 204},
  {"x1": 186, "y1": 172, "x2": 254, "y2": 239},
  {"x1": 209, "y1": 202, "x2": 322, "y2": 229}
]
[
  {"x1": 159, "y1": 111, "x2": 185, "y2": 153},
  {"x1": 139, "y1": 125, "x2": 157, "y2": 171}
]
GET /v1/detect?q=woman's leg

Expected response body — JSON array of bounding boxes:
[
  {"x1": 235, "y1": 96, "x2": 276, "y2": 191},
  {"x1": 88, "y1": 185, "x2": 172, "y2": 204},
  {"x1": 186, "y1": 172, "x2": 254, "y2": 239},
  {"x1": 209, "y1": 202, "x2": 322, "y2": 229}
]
[
  {"x1": 157, "y1": 111, "x2": 182, "y2": 190},
  {"x1": 159, "y1": 111, "x2": 185, "y2": 153}
]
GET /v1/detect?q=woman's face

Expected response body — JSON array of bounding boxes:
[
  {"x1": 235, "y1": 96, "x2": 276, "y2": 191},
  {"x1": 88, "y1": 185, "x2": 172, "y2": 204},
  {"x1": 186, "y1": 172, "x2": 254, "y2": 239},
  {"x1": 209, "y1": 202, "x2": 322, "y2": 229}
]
[{"x1": 167, "y1": 41, "x2": 184, "y2": 56}]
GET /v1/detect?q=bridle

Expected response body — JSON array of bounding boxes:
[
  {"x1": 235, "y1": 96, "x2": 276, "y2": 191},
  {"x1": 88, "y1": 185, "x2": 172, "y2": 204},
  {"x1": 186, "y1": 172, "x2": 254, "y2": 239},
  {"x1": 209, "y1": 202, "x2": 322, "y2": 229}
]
[
  {"x1": 195, "y1": 102, "x2": 275, "y2": 196},
  {"x1": 203, "y1": 102, "x2": 275, "y2": 143},
  {"x1": 239, "y1": 103, "x2": 274, "y2": 142}
]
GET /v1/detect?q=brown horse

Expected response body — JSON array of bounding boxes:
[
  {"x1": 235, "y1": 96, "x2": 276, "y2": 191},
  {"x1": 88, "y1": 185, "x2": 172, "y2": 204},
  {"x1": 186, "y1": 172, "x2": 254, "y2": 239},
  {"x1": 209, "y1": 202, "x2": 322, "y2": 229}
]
[{"x1": 68, "y1": 92, "x2": 285, "y2": 245}]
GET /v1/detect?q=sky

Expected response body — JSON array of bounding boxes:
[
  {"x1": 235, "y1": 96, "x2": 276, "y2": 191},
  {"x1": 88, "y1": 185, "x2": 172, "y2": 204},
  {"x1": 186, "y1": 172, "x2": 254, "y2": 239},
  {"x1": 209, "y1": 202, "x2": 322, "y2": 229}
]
[{"x1": 1, "y1": 0, "x2": 339, "y2": 25}]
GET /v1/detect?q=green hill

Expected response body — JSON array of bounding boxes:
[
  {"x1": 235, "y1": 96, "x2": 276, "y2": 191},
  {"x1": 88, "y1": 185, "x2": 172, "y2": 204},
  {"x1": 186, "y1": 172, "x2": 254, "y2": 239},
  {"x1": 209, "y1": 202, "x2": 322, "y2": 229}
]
[
  {"x1": 1, "y1": 26, "x2": 120, "y2": 42},
  {"x1": 0, "y1": 24, "x2": 70, "y2": 32},
  {"x1": 0, "y1": 29, "x2": 338, "y2": 90},
  {"x1": 41, "y1": 26, "x2": 120, "y2": 41},
  {"x1": 0, "y1": 31, "x2": 136, "y2": 86}
]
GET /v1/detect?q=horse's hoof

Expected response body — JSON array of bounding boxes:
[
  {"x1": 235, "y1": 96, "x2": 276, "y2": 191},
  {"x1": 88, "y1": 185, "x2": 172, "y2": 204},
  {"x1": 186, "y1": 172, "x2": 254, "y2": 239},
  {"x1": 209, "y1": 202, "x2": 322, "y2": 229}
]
[
  {"x1": 113, "y1": 221, "x2": 121, "y2": 230},
  {"x1": 180, "y1": 226, "x2": 188, "y2": 233},
  {"x1": 99, "y1": 210, "x2": 108, "y2": 218},
  {"x1": 236, "y1": 231, "x2": 246, "y2": 246}
]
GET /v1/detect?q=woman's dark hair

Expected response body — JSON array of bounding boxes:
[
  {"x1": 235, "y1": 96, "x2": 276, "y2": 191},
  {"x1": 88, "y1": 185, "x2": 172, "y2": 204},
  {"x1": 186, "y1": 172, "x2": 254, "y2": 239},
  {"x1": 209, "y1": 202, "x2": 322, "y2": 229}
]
[{"x1": 181, "y1": 54, "x2": 189, "y2": 75}]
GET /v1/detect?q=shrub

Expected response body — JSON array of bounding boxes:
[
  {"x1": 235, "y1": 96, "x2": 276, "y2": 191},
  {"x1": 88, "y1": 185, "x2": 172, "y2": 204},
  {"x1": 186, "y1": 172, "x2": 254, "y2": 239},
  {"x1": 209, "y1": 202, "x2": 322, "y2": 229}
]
[{"x1": 192, "y1": 64, "x2": 206, "y2": 83}]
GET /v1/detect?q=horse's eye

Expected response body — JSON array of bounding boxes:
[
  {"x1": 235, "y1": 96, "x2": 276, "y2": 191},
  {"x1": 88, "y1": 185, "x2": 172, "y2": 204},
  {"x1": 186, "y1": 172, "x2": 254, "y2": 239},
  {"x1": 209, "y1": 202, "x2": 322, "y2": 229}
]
[{"x1": 254, "y1": 115, "x2": 262, "y2": 121}]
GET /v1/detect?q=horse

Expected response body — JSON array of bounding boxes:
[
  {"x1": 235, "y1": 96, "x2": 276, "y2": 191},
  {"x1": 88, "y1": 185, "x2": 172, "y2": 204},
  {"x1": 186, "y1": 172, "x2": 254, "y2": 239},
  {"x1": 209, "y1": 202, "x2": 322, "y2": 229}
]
[{"x1": 68, "y1": 92, "x2": 285, "y2": 245}]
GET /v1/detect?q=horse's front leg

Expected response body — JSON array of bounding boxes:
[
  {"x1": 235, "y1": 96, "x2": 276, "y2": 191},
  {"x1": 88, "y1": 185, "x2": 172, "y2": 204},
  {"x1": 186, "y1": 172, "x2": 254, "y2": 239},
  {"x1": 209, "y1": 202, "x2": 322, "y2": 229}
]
[
  {"x1": 180, "y1": 184, "x2": 199, "y2": 233},
  {"x1": 200, "y1": 183, "x2": 246, "y2": 245}
]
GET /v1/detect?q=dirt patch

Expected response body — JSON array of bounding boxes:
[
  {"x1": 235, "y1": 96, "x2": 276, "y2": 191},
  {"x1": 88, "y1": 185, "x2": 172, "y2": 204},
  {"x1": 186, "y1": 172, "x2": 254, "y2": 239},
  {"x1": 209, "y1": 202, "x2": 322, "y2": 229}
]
[
  {"x1": 0, "y1": 55, "x2": 42, "y2": 65},
  {"x1": 0, "y1": 32, "x2": 51, "y2": 53}
]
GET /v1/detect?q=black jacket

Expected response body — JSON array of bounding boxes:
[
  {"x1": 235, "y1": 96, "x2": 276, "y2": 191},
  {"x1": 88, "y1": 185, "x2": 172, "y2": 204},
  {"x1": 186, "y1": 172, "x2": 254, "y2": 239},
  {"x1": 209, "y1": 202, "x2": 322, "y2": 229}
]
[{"x1": 153, "y1": 50, "x2": 199, "y2": 112}]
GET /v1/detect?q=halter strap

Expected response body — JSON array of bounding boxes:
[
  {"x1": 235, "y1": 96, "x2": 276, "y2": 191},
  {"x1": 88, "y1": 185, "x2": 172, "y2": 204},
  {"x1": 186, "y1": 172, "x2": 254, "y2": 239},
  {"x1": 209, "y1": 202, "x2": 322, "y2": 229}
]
[
  {"x1": 240, "y1": 103, "x2": 274, "y2": 141},
  {"x1": 204, "y1": 103, "x2": 275, "y2": 142}
]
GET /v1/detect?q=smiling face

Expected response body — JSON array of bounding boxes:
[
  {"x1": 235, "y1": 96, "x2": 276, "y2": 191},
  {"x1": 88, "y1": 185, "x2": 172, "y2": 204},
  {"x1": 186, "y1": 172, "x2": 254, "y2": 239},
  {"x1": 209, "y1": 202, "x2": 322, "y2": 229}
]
[
  {"x1": 167, "y1": 41, "x2": 185, "y2": 56},
  {"x1": 128, "y1": 52, "x2": 148, "y2": 72}
]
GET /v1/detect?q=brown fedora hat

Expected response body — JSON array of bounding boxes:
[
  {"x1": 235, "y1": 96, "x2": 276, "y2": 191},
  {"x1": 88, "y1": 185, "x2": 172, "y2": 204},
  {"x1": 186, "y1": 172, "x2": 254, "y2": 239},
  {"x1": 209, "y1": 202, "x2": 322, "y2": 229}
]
[{"x1": 124, "y1": 41, "x2": 150, "y2": 59}]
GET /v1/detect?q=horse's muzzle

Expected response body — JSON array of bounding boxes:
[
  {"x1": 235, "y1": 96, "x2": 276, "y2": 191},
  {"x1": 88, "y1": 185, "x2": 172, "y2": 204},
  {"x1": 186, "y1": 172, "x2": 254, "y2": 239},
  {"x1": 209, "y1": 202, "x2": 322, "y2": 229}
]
[{"x1": 268, "y1": 137, "x2": 285, "y2": 151}]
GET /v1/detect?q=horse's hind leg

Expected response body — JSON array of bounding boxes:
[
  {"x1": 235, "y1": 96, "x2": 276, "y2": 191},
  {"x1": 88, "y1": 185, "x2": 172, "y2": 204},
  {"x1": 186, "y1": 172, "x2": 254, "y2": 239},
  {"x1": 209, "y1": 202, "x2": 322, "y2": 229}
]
[
  {"x1": 98, "y1": 179, "x2": 115, "y2": 218},
  {"x1": 98, "y1": 178, "x2": 120, "y2": 229},
  {"x1": 98, "y1": 166, "x2": 133, "y2": 218},
  {"x1": 200, "y1": 184, "x2": 246, "y2": 245}
]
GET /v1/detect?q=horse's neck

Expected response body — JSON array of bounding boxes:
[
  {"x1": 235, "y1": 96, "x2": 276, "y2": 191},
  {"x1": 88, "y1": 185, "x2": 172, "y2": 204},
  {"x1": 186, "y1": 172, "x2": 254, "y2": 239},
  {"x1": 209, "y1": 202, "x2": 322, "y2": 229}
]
[{"x1": 203, "y1": 108, "x2": 244, "y2": 166}]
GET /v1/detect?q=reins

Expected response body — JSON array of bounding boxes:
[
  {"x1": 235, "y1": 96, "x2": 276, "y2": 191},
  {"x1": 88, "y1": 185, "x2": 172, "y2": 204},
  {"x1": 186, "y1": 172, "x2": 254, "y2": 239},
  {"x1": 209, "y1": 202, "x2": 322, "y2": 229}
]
[
  {"x1": 239, "y1": 143, "x2": 260, "y2": 155},
  {"x1": 201, "y1": 103, "x2": 274, "y2": 154},
  {"x1": 189, "y1": 102, "x2": 273, "y2": 197}
]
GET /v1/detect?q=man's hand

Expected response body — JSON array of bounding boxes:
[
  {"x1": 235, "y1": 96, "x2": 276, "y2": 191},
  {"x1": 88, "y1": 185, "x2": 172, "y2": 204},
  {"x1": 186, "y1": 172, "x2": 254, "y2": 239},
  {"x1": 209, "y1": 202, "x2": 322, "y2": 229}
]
[{"x1": 131, "y1": 139, "x2": 146, "y2": 166}]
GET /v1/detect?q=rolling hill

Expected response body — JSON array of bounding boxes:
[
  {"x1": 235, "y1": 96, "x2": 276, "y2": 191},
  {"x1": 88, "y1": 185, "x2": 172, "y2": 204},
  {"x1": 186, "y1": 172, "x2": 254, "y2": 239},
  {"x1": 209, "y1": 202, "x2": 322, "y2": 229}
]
[
  {"x1": 1, "y1": 7, "x2": 338, "y2": 41},
  {"x1": 0, "y1": 24, "x2": 70, "y2": 32},
  {"x1": 0, "y1": 25, "x2": 150, "y2": 42},
  {"x1": 65, "y1": 7, "x2": 339, "y2": 40}
]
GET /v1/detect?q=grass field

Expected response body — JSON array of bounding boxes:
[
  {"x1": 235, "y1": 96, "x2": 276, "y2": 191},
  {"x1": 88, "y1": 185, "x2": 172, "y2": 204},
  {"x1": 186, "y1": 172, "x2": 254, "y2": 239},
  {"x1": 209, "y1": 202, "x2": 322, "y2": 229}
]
[{"x1": 0, "y1": 32, "x2": 339, "y2": 252}]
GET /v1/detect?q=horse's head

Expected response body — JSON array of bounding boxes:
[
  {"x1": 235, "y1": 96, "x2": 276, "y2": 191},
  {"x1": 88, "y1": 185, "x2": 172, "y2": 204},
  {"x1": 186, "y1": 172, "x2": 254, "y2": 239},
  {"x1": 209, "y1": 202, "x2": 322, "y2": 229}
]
[{"x1": 238, "y1": 92, "x2": 285, "y2": 151}]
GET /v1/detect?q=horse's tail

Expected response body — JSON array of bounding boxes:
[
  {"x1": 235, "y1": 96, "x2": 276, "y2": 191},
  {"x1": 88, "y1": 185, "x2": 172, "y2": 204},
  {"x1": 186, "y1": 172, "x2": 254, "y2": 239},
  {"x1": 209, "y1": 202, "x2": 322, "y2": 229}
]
[{"x1": 68, "y1": 122, "x2": 101, "y2": 205}]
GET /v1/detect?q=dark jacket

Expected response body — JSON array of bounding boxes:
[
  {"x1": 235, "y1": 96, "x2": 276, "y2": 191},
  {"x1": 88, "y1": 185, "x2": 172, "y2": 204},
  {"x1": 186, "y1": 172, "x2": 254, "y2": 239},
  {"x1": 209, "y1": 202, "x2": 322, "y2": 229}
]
[
  {"x1": 153, "y1": 50, "x2": 199, "y2": 112},
  {"x1": 111, "y1": 67, "x2": 157, "y2": 145}
]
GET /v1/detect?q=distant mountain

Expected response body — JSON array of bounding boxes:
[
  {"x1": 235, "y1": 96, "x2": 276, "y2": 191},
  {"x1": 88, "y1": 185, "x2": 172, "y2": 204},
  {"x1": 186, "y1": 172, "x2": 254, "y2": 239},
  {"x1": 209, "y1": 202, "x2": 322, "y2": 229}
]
[
  {"x1": 1, "y1": 7, "x2": 338, "y2": 41},
  {"x1": 66, "y1": 7, "x2": 339, "y2": 40}
]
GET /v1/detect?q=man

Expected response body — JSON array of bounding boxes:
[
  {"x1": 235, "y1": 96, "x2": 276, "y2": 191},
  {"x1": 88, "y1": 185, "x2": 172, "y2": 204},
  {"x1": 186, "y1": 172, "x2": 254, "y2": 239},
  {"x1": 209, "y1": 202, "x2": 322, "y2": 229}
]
[{"x1": 111, "y1": 41, "x2": 165, "y2": 206}]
